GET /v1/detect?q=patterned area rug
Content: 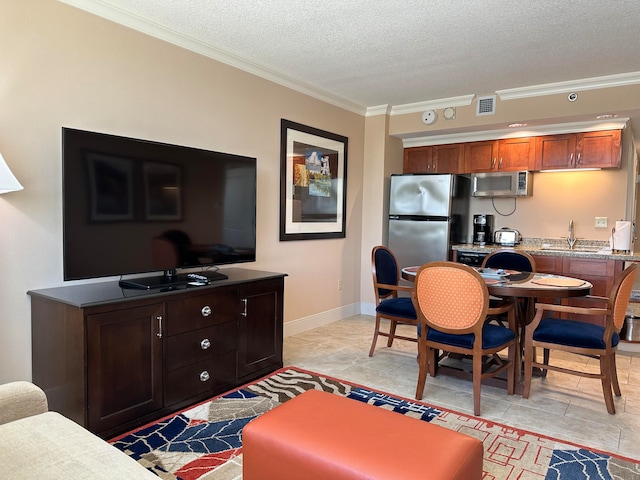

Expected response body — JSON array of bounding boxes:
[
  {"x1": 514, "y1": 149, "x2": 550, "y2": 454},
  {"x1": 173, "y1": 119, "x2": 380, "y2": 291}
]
[{"x1": 110, "y1": 367, "x2": 640, "y2": 479}]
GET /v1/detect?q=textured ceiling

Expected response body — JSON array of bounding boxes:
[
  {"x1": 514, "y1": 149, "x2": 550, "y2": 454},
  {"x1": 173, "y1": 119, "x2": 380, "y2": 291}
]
[{"x1": 62, "y1": 0, "x2": 640, "y2": 143}]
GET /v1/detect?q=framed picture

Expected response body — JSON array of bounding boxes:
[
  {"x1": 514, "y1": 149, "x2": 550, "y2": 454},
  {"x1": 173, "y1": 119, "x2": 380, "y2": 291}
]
[
  {"x1": 280, "y1": 119, "x2": 348, "y2": 240},
  {"x1": 144, "y1": 162, "x2": 182, "y2": 221},
  {"x1": 87, "y1": 153, "x2": 134, "y2": 222}
]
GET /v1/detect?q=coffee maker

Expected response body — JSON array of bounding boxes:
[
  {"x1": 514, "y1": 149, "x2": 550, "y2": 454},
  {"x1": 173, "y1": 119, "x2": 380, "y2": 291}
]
[{"x1": 473, "y1": 214, "x2": 493, "y2": 245}]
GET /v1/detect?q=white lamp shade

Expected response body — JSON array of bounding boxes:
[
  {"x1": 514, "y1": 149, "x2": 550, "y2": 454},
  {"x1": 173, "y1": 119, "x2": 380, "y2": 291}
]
[{"x1": 0, "y1": 153, "x2": 23, "y2": 194}]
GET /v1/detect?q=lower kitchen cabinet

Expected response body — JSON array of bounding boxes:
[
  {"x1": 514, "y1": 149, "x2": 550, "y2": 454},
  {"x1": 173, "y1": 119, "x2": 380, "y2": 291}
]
[{"x1": 29, "y1": 268, "x2": 286, "y2": 438}]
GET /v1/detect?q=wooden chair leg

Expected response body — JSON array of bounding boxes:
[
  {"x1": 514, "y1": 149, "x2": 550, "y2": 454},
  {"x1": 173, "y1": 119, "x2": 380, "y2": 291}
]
[
  {"x1": 472, "y1": 353, "x2": 482, "y2": 416},
  {"x1": 369, "y1": 315, "x2": 382, "y2": 357},
  {"x1": 600, "y1": 355, "x2": 616, "y2": 414},
  {"x1": 507, "y1": 343, "x2": 516, "y2": 395},
  {"x1": 523, "y1": 344, "x2": 533, "y2": 399},
  {"x1": 541, "y1": 348, "x2": 550, "y2": 377},
  {"x1": 387, "y1": 320, "x2": 397, "y2": 347},
  {"x1": 611, "y1": 353, "x2": 622, "y2": 397},
  {"x1": 415, "y1": 341, "x2": 429, "y2": 400}
]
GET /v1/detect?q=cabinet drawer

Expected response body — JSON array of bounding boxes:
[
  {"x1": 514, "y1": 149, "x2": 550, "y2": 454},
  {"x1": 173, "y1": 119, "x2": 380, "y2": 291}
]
[
  {"x1": 165, "y1": 351, "x2": 237, "y2": 406},
  {"x1": 167, "y1": 290, "x2": 239, "y2": 335},
  {"x1": 166, "y1": 321, "x2": 237, "y2": 371},
  {"x1": 531, "y1": 255, "x2": 563, "y2": 273},
  {"x1": 562, "y1": 257, "x2": 616, "y2": 278}
]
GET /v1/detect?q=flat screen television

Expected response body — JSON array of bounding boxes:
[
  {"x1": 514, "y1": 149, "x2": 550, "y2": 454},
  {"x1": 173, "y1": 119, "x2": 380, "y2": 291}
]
[{"x1": 62, "y1": 127, "x2": 256, "y2": 289}]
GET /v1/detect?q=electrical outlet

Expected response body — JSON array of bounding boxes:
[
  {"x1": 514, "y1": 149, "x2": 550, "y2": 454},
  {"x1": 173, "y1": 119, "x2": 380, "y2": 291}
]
[
  {"x1": 595, "y1": 217, "x2": 608, "y2": 228},
  {"x1": 338, "y1": 280, "x2": 343, "y2": 291}
]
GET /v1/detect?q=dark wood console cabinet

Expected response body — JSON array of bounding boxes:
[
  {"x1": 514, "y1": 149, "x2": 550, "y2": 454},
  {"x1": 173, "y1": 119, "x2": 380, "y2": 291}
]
[{"x1": 29, "y1": 268, "x2": 285, "y2": 438}]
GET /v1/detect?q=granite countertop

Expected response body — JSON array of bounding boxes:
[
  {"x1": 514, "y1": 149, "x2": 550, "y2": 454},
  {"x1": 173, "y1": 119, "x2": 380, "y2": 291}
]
[{"x1": 453, "y1": 238, "x2": 640, "y2": 261}]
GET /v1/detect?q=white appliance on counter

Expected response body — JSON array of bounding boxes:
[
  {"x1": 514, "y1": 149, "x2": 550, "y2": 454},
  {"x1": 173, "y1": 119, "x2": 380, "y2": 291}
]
[{"x1": 387, "y1": 174, "x2": 470, "y2": 269}]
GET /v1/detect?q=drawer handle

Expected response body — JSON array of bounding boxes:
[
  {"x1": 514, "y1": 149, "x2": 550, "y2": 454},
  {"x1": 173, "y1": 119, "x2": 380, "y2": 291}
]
[
  {"x1": 200, "y1": 371, "x2": 210, "y2": 382},
  {"x1": 200, "y1": 338, "x2": 211, "y2": 350},
  {"x1": 201, "y1": 305, "x2": 212, "y2": 317}
]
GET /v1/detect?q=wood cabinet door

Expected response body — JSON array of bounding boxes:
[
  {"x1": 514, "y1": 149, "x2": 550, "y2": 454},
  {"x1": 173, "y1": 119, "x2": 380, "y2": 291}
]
[
  {"x1": 432, "y1": 144, "x2": 464, "y2": 173},
  {"x1": 575, "y1": 130, "x2": 621, "y2": 169},
  {"x1": 237, "y1": 278, "x2": 284, "y2": 379},
  {"x1": 498, "y1": 137, "x2": 535, "y2": 171},
  {"x1": 403, "y1": 146, "x2": 432, "y2": 173},
  {"x1": 464, "y1": 140, "x2": 499, "y2": 172},
  {"x1": 534, "y1": 134, "x2": 576, "y2": 170},
  {"x1": 87, "y1": 303, "x2": 164, "y2": 434}
]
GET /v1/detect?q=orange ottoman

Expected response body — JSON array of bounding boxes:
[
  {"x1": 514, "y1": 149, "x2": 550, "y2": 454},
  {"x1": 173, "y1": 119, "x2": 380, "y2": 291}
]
[{"x1": 242, "y1": 389, "x2": 483, "y2": 480}]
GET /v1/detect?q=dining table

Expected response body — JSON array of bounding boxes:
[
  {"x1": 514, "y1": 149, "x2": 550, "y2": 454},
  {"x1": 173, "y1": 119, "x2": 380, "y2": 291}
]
[{"x1": 400, "y1": 265, "x2": 593, "y2": 391}]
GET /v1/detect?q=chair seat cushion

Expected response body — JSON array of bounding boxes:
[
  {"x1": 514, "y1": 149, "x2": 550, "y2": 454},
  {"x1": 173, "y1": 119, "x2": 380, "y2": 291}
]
[
  {"x1": 427, "y1": 324, "x2": 515, "y2": 350},
  {"x1": 533, "y1": 318, "x2": 619, "y2": 349},
  {"x1": 376, "y1": 297, "x2": 416, "y2": 320}
]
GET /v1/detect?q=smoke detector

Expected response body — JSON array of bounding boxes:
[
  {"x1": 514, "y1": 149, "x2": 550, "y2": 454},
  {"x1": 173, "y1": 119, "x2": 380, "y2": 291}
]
[
  {"x1": 421, "y1": 110, "x2": 437, "y2": 125},
  {"x1": 476, "y1": 95, "x2": 496, "y2": 116}
]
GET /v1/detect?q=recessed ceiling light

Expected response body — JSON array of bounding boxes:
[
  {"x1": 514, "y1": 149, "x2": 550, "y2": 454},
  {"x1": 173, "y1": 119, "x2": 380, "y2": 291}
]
[
  {"x1": 508, "y1": 122, "x2": 528, "y2": 128},
  {"x1": 596, "y1": 114, "x2": 618, "y2": 119}
]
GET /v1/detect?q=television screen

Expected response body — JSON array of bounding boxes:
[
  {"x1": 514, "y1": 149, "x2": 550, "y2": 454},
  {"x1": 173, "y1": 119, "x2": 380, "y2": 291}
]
[{"x1": 62, "y1": 128, "x2": 256, "y2": 289}]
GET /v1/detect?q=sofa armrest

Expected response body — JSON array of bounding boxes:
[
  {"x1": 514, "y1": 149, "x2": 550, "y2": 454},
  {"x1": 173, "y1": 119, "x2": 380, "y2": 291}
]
[{"x1": 0, "y1": 382, "x2": 48, "y2": 425}]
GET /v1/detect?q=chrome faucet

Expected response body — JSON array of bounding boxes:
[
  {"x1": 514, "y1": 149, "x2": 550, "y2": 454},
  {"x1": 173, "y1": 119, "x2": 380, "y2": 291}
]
[{"x1": 567, "y1": 220, "x2": 577, "y2": 249}]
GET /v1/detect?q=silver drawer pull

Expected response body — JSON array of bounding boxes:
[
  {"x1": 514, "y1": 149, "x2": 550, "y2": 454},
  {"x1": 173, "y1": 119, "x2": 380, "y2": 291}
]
[
  {"x1": 201, "y1": 305, "x2": 212, "y2": 317},
  {"x1": 200, "y1": 371, "x2": 210, "y2": 382},
  {"x1": 200, "y1": 338, "x2": 211, "y2": 350}
]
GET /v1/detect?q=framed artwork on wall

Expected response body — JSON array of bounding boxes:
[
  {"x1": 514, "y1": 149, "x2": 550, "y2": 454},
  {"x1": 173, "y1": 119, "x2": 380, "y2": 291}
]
[{"x1": 280, "y1": 119, "x2": 348, "y2": 241}]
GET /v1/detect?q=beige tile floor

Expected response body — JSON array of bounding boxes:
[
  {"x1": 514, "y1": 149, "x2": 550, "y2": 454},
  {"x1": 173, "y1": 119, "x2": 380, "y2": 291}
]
[{"x1": 283, "y1": 314, "x2": 640, "y2": 460}]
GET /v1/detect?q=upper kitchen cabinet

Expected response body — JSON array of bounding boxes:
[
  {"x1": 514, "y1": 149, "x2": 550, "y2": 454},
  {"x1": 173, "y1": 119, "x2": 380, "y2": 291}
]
[
  {"x1": 464, "y1": 138, "x2": 534, "y2": 173},
  {"x1": 403, "y1": 144, "x2": 463, "y2": 174},
  {"x1": 534, "y1": 129, "x2": 621, "y2": 170}
]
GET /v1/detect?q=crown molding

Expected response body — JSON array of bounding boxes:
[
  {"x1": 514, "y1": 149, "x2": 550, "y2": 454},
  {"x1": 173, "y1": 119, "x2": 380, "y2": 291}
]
[
  {"x1": 390, "y1": 95, "x2": 476, "y2": 115},
  {"x1": 58, "y1": 0, "x2": 367, "y2": 115},
  {"x1": 402, "y1": 118, "x2": 629, "y2": 148},
  {"x1": 366, "y1": 105, "x2": 392, "y2": 116},
  {"x1": 496, "y1": 71, "x2": 640, "y2": 100}
]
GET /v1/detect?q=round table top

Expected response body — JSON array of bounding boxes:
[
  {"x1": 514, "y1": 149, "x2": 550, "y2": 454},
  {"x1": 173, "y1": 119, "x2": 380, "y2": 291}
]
[{"x1": 401, "y1": 266, "x2": 592, "y2": 298}]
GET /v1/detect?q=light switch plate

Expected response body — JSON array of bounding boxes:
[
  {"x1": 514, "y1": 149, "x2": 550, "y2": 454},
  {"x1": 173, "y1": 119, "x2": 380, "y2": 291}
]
[{"x1": 595, "y1": 217, "x2": 608, "y2": 228}]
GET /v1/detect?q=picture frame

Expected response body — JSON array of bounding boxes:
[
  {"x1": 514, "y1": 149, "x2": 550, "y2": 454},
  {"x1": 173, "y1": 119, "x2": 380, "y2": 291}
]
[
  {"x1": 86, "y1": 153, "x2": 134, "y2": 222},
  {"x1": 143, "y1": 162, "x2": 182, "y2": 221},
  {"x1": 280, "y1": 119, "x2": 348, "y2": 241}
]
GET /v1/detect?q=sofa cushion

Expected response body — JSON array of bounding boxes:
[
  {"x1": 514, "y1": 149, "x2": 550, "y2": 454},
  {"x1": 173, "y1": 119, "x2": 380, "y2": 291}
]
[{"x1": 0, "y1": 411, "x2": 156, "y2": 479}]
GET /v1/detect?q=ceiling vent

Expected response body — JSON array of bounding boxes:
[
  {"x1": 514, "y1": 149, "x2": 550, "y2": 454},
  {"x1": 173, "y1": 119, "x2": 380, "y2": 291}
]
[{"x1": 476, "y1": 95, "x2": 496, "y2": 116}]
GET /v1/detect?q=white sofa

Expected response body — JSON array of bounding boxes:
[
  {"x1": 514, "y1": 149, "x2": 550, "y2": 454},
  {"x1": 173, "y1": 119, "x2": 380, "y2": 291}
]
[{"x1": 0, "y1": 381, "x2": 157, "y2": 479}]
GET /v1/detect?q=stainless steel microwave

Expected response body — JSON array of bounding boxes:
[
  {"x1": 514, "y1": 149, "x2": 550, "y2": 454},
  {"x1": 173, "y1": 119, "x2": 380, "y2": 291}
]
[{"x1": 471, "y1": 171, "x2": 532, "y2": 197}]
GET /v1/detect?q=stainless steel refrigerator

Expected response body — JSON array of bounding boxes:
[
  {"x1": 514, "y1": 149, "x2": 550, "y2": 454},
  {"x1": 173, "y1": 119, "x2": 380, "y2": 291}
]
[{"x1": 388, "y1": 173, "x2": 470, "y2": 269}]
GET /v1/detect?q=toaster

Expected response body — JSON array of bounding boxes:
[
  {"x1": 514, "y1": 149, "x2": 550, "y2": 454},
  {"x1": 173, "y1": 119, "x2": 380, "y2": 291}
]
[{"x1": 494, "y1": 228, "x2": 521, "y2": 246}]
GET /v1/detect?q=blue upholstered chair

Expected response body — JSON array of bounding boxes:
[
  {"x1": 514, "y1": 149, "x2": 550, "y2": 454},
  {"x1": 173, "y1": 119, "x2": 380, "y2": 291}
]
[
  {"x1": 369, "y1": 246, "x2": 418, "y2": 357},
  {"x1": 523, "y1": 263, "x2": 637, "y2": 414},
  {"x1": 412, "y1": 261, "x2": 517, "y2": 416},
  {"x1": 481, "y1": 249, "x2": 536, "y2": 273}
]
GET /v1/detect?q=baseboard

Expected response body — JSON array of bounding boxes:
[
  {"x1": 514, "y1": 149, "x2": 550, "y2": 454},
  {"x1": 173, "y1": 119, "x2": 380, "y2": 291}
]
[{"x1": 283, "y1": 303, "x2": 367, "y2": 337}]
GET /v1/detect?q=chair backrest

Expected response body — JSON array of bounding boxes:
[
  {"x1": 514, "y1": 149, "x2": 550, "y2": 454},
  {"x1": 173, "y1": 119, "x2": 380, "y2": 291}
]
[
  {"x1": 482, "y1": 249, "x2": 536, "y2": 272},
  {"x1": 371, "y1": 246, "x2": 400, "y2": 301},
  {"x1": 609, "y1": 263, "x2": 638, "y2": 331},
  {"x1": 413, "y1": 261, "x2": 489, "y2": 335}
]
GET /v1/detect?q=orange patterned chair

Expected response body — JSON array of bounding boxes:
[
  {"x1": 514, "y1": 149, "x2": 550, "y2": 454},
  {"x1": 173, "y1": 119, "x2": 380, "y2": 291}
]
[
  {"x1": 523, "y1": 263, "x2": 637, "y2": 414},
  {"x1": 242, "y1": 389, "x2": 483, "y2": 479},
  {"x1": 412, "y1": 261, "x2": 517, "y2": 416}
]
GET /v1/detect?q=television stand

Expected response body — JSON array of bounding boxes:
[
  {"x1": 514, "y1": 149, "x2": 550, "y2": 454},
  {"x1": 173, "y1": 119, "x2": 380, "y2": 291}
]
[{"x1": 118, "y1": 270, "x2": 229, "y2": 290}]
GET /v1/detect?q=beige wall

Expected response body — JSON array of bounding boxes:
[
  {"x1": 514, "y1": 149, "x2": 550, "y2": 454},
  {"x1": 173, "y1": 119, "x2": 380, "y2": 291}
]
[{"x1": 0, "y1": 1, "x2": 365, "y2": 383}]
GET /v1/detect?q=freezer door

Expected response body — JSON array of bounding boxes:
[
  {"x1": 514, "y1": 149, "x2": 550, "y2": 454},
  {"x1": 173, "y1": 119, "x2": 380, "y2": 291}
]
[
  {"x1": 389, "y1": 174, "x2": 454, "y2": 217},
  {"x1": 388, "y1": 219, "x2": 450, "y2": 270}
]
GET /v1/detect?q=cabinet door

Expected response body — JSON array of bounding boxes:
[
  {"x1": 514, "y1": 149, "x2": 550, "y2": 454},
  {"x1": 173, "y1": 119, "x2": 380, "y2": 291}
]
[
  {"x1": 464, "y1": 140, "x2": 499, "y2": 172},
  {"x1": 534, "y1": 134, "x2": 576, "y2": 170},
  {"x1": 432, "y1": 144, "x2": 464, "y2": 173},
  {"x1": 498, "y1": 137, "x2": 534, "y2": 171},
  {"x1": 87, "y1": 303, "x2": 163, "y2": 434},
  {"x1": 403, "y1": 146, "x2": 432, "y2": 173},
  {"x1": 237, "y1": 278, "x2": 284, "y2": 379},
  {"x1": 575, "y1": 130, "x2": 621, "y2": 169}
]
